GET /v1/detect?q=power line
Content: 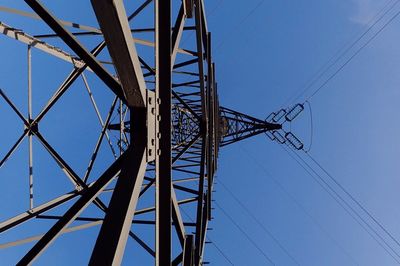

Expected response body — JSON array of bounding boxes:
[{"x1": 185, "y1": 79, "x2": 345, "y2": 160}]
[
  {"x1": 205, "y1": 234, "x2": 235, "y2": 266},
  {"x1": 217, "y1": 179, "x2": 301, "y2": 265},
  {"x1": 214, "y1": 0, "x2": 266, "y2": 52},
  {"x1": 304, "y1": 3, "x2": 400, "y2": 101},
  {"x1": 305, "y1": 152, "x2": 400, "y2": 251},
  {"x1": 281, "y1": 0, "x2": 400, "y2": 106},
  {"x1": 239, "y1": 145, "x2": 360, "y2": 265},
  {"x1": 270, "y1": 1, "x2": 400, "y2": 261},
  {"x1": 285, "y1": 146, "x2": 400, "y2": 263},
  {"x1": 214, "y1": 201, "x2": 276, "y2": 265},
  {"x1": 280, "y1": 145, "x2": 400, "y2": 264},
  {"x1": 207, "y1": 0, "x2": 225, "y2": 18}
]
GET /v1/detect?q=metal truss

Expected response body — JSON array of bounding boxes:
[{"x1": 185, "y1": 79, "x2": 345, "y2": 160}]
[
  {"x1": 0, "y1": 0, "x2": 284, "y2": 265},
  {"x1": 219, "y1": 107, "x2": 282, "y2": 147}
]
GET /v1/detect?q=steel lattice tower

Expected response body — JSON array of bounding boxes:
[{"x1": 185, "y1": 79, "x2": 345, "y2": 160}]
[{"x1": 0, "y1": 1, "x2": 302, "y2": 264}]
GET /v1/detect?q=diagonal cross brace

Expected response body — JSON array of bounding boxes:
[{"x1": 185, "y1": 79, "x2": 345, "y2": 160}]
[
  {"x1": 89, "y1": 0, "x2": 149, "y2": 264},
  {"x1": 24, "y1": 0, "x2": 126, "y2": 102},
  {"x1": 91, "y1": 0, "x2": 146, "y2": 108}
]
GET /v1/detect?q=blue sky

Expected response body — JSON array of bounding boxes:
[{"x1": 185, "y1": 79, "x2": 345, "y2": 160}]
[
  {"x1": 208, "y1": 0, "x2": 400, "y2": 265},
  {"x1": 1, "y1": 0, "x2": 400, "y2": 265}
]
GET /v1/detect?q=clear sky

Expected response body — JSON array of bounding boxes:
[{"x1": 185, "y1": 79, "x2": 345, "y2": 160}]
[{"x1": 1, "y1": 0, "x2": 400, "y2": 265}]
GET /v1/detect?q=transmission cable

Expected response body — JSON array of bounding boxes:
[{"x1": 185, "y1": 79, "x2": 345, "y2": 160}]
[
  {"x1": 282, "y1": 0, "x2": 400, "y2": 106},
  {"x1": 284, "y1": 0, "x2": 398, "y2": 105},
  {"x1": 305, "y1": 152, "x2": 400, "y2": 250},
  {"x1": 214, "y1": 201, "x2": 276, "y2": 265},
  {"x1": 239, "y1": 145, "x2": 360, "y2": 265},
  {"x1": 188, "y1": 159, "x2": 275, "y2": 264},
  {"x1": 277, "y1": 1, "x2": 400, "y2": 255},
  {"x1": 214, "y1": 0, "x2": 266, "y2": 52},
  {"x1": 205, "y1": 234, "x2": 235, "y2": 266},
  {"x1": 280, "y1": 145, "x2": 400, "y2": 264},
  {"x1": 217, "y1": 179, "x2": 300, "y2": 265},
  {"x1": 304, "y1": 3, "x2": 400, "y2": 102}
]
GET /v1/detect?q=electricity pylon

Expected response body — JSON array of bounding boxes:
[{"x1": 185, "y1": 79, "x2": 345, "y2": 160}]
[{"x1": 0, "y1": 0, "x2": 304, "y2": 265}]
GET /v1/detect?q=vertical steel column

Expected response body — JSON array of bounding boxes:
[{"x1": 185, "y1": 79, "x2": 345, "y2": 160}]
[
  {"x1": 89, "y1": 0, "x2": 148, "y2": 264},
  {"x1": 194, "y1": 0, "x2": 208, "y2": 263},
  {"x1": 89, "y1": 112, "x2": 147, "y2": 266},
  {"x1": 194, "y1": 141, "x2": 206, "y2": 265},
  {"x1": 155, "y1": 0, "x2": 172, "y2": 264},
  {"x1": 119, "y1": 99, "x2": 123, "y2": 155},
  {"x1": 206, "y1": 33, "x2": 213, "y2": 220},
  {"x1": 182, "y1": 235, "x2": 194, "y2": 266},
  {"x1": 27, "y1": 45, "x2": 34, "y2": 210}
]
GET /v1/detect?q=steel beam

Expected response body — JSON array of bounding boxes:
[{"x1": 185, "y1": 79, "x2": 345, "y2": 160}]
[
  {"x1": 89, "y1": 115, "x2": 147, "y2": 265},
  {"x1": 155, "y1": 0, "x2": 172, "y2": 264},
  {"x1": 0, "y1": 130, "x2": 28, "y2": 169},
  {"x1": 194, "y1": 0, "x2": 208, "y2": 263},
  {"x1": 36, "y1": 215, "x2": 197, "y2": 227},
  {"x1": 172, "y1": 189, "x2": 186, "y2": 247},
  {"x1": 91, "y1": 0, "x2": 146, "y2": 108},
  {"x1": 32, "y1": 41, "x2": 106, "y2": 125},
  {"x1": 0, "y1": 6, "x2": 101, "y2": 33},
  {"x1": 0, "y1": 189, "x2": 80, "y2": 233},
  {"x1": 136, "y1": 197, "x2": 198, "y2": 216},
  {"x1": 184, "y1": 0, "x2": 194, "y2": 18},
  {"x1": 88, "y1": 1, "x2": 148, "y2": 264},
  {"x1": 194, "y1": 140, "x2": 207, "y2": 265},
  {"x1": 0, "y1": 22, "x2": 87, "y2": 68},
  {"x1": 24, "y1": 0, "x2": 125, "y2": 102},
  {"x1": 172, "y1": 253, "x2": 183, "y2": 266},
  {"x1": 0, "y1": 220, "x2": 103, "y2": 249},
  {"x1": 81, "y1": 73, "x2": 117, "y2": 159},
  {"x1": 183, "y1": 235, "x2": 194, "y2": 266},
  {"x1": 83, "y1": 97, "x2": 118, "y2": 183},
  {"x1": 16, "y1": 152, "x2": 126, "y2": 265},
  {"x1": 27, "y1": 45, "x2": 34, "y2": 211},
  {"x1": 172, "y1": 132, "x2": 201, "y2": 164},
  {"x1": 171, "y1": 5, "x2": 186, "y2": 67},
  {"x1": 206, "y1": 32, "x2": 213, "y2": 220},
  {"x1": 0, "y1": 89, "x2": 29, "y2": 127}
]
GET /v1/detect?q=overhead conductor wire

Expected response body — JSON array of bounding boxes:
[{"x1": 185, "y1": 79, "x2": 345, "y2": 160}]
[
  {"x1": 275, "y1": 0, "x2": 400, "y2": 261},
  {"x1": 281, "y1": 145, "x2": 400, "y2": 264},
  {"x1": 282, "y1": 0, "x2": 400, "y2": 106},
  {"x1": 217, "y1": 179, "x2": 300, "y2": 265},
  {"x1": 239, "y1": 145, "x2": 360, "y2": 265},
  {"x1": 214, "y1": 201, "x2": 276, "y2": 265}
]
